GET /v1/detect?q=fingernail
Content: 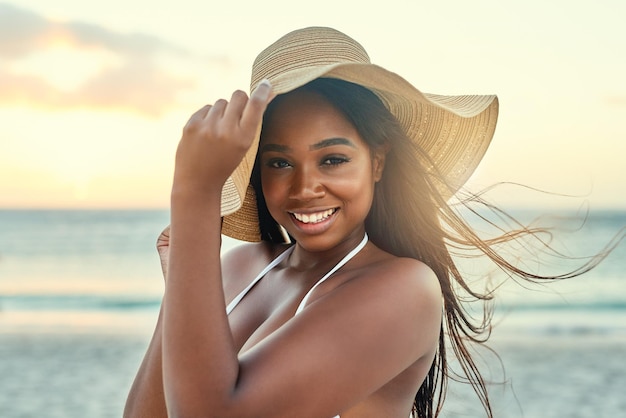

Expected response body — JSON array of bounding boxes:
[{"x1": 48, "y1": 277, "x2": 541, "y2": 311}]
[{"x1": 253, "y1": 78, "x2": 272, "y2": 101}]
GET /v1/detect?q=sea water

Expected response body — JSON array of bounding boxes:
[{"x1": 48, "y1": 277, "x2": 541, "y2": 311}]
[
  {"x1": 0, "y1": 209, "x2": 169, "y2": 334},
  {"x1": 0, "y1": 209, "x2": 623, "y2": 334}
]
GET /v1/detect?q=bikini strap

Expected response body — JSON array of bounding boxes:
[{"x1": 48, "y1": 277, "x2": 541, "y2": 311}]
[
  {"x1": 226, "y1": 246, "x2": 295, "y2": 315},
  {"x1": 295, "y1": 233, "x2": 368, "y2": 315}
]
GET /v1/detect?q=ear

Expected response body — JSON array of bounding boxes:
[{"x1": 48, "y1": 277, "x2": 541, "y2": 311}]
[{"x1": 372, "y1": 144, "x2": 388, "y2": 182}]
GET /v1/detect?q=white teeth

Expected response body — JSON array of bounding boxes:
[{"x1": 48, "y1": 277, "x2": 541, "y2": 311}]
[{"x1": 293, "y1": 209, "x2": 335, "y2": 224}]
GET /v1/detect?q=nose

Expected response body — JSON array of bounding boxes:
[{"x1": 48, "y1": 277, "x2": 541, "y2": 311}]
[{"x1": 289, "y1": 166, "x2": 325, "y2": 201}]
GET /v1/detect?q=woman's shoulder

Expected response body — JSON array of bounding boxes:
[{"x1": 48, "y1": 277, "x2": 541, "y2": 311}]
[
  {"x1": 356, "y1": 246, "x2": 441, "y2": 297},
  {"x1": 346, "y1": 250, "x2": 442, "y2": 315},
  {"x1": 317, "y1": 246, "x2": 442, "y2": 363}
]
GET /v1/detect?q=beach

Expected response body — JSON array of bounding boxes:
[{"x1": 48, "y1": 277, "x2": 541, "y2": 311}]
[
  {"x1": 443, "y1": 332, "x2": 626, "y2": 417},
  {"x1": 2, "y1": 327, "x2": 625, "y2": 417},
  {"x1": 0, "y1": 209, "x2": 624, "y2": 417},
  {"x1": 0, "y1": 331, "x2": 148, "y2": 418}
]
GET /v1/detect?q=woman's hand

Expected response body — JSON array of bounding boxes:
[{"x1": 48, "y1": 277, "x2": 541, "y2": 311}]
[
  {"x1": 156, "y1": 225, "x2": 170, "y2": 280},
  {"x1": 172, "y1": 80, "x2": 273, "y2": 200}
]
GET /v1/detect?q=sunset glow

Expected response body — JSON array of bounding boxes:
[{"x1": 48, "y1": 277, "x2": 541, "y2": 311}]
[{"x1": 2, "y1": 0, "x2": 625, "y2": 209}]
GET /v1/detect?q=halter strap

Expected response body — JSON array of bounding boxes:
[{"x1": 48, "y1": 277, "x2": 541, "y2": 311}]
[
  {"x1": 226, "y1": 233, "x2": 369, "y2": 316},
  {"x1": 226, "y1": 246, "x2": 294, "y2": 315},
  {"x1": 295, "y1": 233, "x2": 368, "y2": 314}
]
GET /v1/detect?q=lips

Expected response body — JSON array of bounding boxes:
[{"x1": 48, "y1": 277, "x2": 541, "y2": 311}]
[{"x1": 290, "y1": 208, "x2": 337, "y2": 224}]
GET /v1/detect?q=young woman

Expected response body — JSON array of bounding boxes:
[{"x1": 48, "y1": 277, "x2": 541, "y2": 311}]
[{"x1": 124, "y1": 27, "x2": 605, "y2": 418}]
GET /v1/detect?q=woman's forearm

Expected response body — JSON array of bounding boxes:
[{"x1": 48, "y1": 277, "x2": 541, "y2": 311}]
[
  {"x1": 124, "y1": 306, "x2": 167, "y2": 418},
  {"x1": 162, "y1": 194, "x2": 240, "y2": 416}
]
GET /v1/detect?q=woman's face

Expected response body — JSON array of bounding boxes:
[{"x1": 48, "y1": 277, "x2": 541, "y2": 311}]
[{"x1": 259, "y1": 89, "x2": 385, "y2": 252}]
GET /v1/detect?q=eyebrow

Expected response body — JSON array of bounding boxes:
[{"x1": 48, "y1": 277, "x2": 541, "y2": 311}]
[
  {"x1": 260, "y1": 137, "x2": 356, "y2": 153},
  {"x1": 309, "y1": 137, "x2": 356, "y2": 150}
]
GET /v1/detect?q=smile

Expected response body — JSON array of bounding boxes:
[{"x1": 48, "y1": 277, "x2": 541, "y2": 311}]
[{"x1": 290, "y1": 208, "x2": 337, "y2": 224}]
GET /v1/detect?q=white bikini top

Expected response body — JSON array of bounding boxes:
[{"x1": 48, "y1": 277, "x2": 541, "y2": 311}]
[
  {"x1": 226, "y1": 233, "x2": 368, "y2": 315},
  {"x1": 226, "y1": 234, "x2": 367, "y2": 418}
]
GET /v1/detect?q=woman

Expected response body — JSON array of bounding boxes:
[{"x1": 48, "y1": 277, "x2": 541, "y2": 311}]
[{"x1": 124, "y1": 27, "x2": 592, "y2": 417}]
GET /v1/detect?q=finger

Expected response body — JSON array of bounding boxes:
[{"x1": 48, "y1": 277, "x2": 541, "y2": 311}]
[
  {"x1": 158, "y1": 225, "x2": 170, "y2": 240},
  {"x1": 191, "y1": 105, "x2": 211, "y2": 119},
  {"x1": 240, "y1": 79, "x2": 272, "y2": 134},
  {"x1": 206, "y1": 98, "x2": 228, "y2": 120},
  {"x1": 222, "y1": 90, "x2": 249, "y2": 126},
  {"x1": 184, "y1": 105, "x2": 212, "y2": 130}
]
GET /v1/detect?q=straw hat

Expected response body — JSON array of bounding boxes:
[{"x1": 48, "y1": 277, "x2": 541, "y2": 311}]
[{"x1": 221, "y1": 26, "x2": 499, "y2": 242}]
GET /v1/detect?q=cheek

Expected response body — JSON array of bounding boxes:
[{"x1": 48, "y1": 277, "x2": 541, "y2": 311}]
[{"x1": 334, "y1": 164, "x2": 377, "y2": 202}]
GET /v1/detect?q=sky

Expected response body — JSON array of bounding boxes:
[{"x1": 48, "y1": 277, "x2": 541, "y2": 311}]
[{"x1": 1, "y1": 0, "x2": 625, "y2": 210}]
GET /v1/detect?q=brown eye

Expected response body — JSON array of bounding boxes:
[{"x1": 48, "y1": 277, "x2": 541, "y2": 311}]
[
  {"x1": 266, "y1": 158, "x2": 291, "y2": 169},
  {"x1": 321, "y1": 156, "x2": 350, "y2": 166}
]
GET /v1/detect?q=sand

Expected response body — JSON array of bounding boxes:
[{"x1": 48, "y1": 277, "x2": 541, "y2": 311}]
[{"x1": 1, "y1": 330, "x2": 624, "y2": 418}]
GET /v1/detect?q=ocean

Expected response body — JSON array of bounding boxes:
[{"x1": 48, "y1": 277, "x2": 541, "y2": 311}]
[{"x1": 0, "y1": 208, "x2": 624, "y2": 417}]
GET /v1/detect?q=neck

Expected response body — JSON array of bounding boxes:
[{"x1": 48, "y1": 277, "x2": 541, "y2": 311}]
[{"x1": 288, "y1": 229, "x2": 368, "y2": 272}]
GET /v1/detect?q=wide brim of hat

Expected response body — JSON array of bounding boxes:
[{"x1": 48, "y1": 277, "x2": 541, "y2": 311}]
[{"x1": 221, "y1": 62, "x2": 498, "y2": 242}]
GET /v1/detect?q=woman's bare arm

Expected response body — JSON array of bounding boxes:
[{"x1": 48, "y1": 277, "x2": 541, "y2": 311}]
[
  {"x1": 123, "y1": 307, "x2": 167, "y2": 418},
  {"x1": 124, "y1": 227, "x2": 170, "y2": 418},
  {"x1": 161, "y1": 84, "x2": 273, "y2": 416}
]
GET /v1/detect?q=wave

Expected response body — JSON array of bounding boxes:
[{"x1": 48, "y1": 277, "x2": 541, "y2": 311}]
[
  {"x1": 0, "y1": 294, "x2": 162, "y2": 312},
  {"x1": 498, "y1": 300, "x2": 626, "y2": 312},
  {"x1": 2, "y1": 293, "x2": 626, "y2": 314}
]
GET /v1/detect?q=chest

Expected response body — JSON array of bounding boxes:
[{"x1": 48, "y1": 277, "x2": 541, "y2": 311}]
[
  {"x1": 225, "y1": 265, "x2": 329, "y2": 353},
  {"x1": 222, "y1": 237, "x2": 368, "y2": 354}
]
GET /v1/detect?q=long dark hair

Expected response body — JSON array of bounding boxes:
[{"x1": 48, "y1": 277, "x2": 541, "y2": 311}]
[{"x1": 250, "y1": 78, "x2": 619, "y2": 417}]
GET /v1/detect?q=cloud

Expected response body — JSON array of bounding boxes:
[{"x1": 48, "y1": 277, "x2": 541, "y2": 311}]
[
  {"x1": 0, "y1": 3, "x2": 227, "y2": 116},
  {"x1": 0, "y1": 65, "x2": 193, "y2": 117}
]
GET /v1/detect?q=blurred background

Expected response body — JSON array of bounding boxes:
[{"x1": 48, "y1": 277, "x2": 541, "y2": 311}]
[{"x1": 0, "y1": 1, "x2": 624, "y2": 417}]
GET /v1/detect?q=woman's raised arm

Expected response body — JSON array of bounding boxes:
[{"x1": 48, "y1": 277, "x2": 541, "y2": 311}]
[{"x1": 161, "y1": 82, "x2": 272, "y2": 416}]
